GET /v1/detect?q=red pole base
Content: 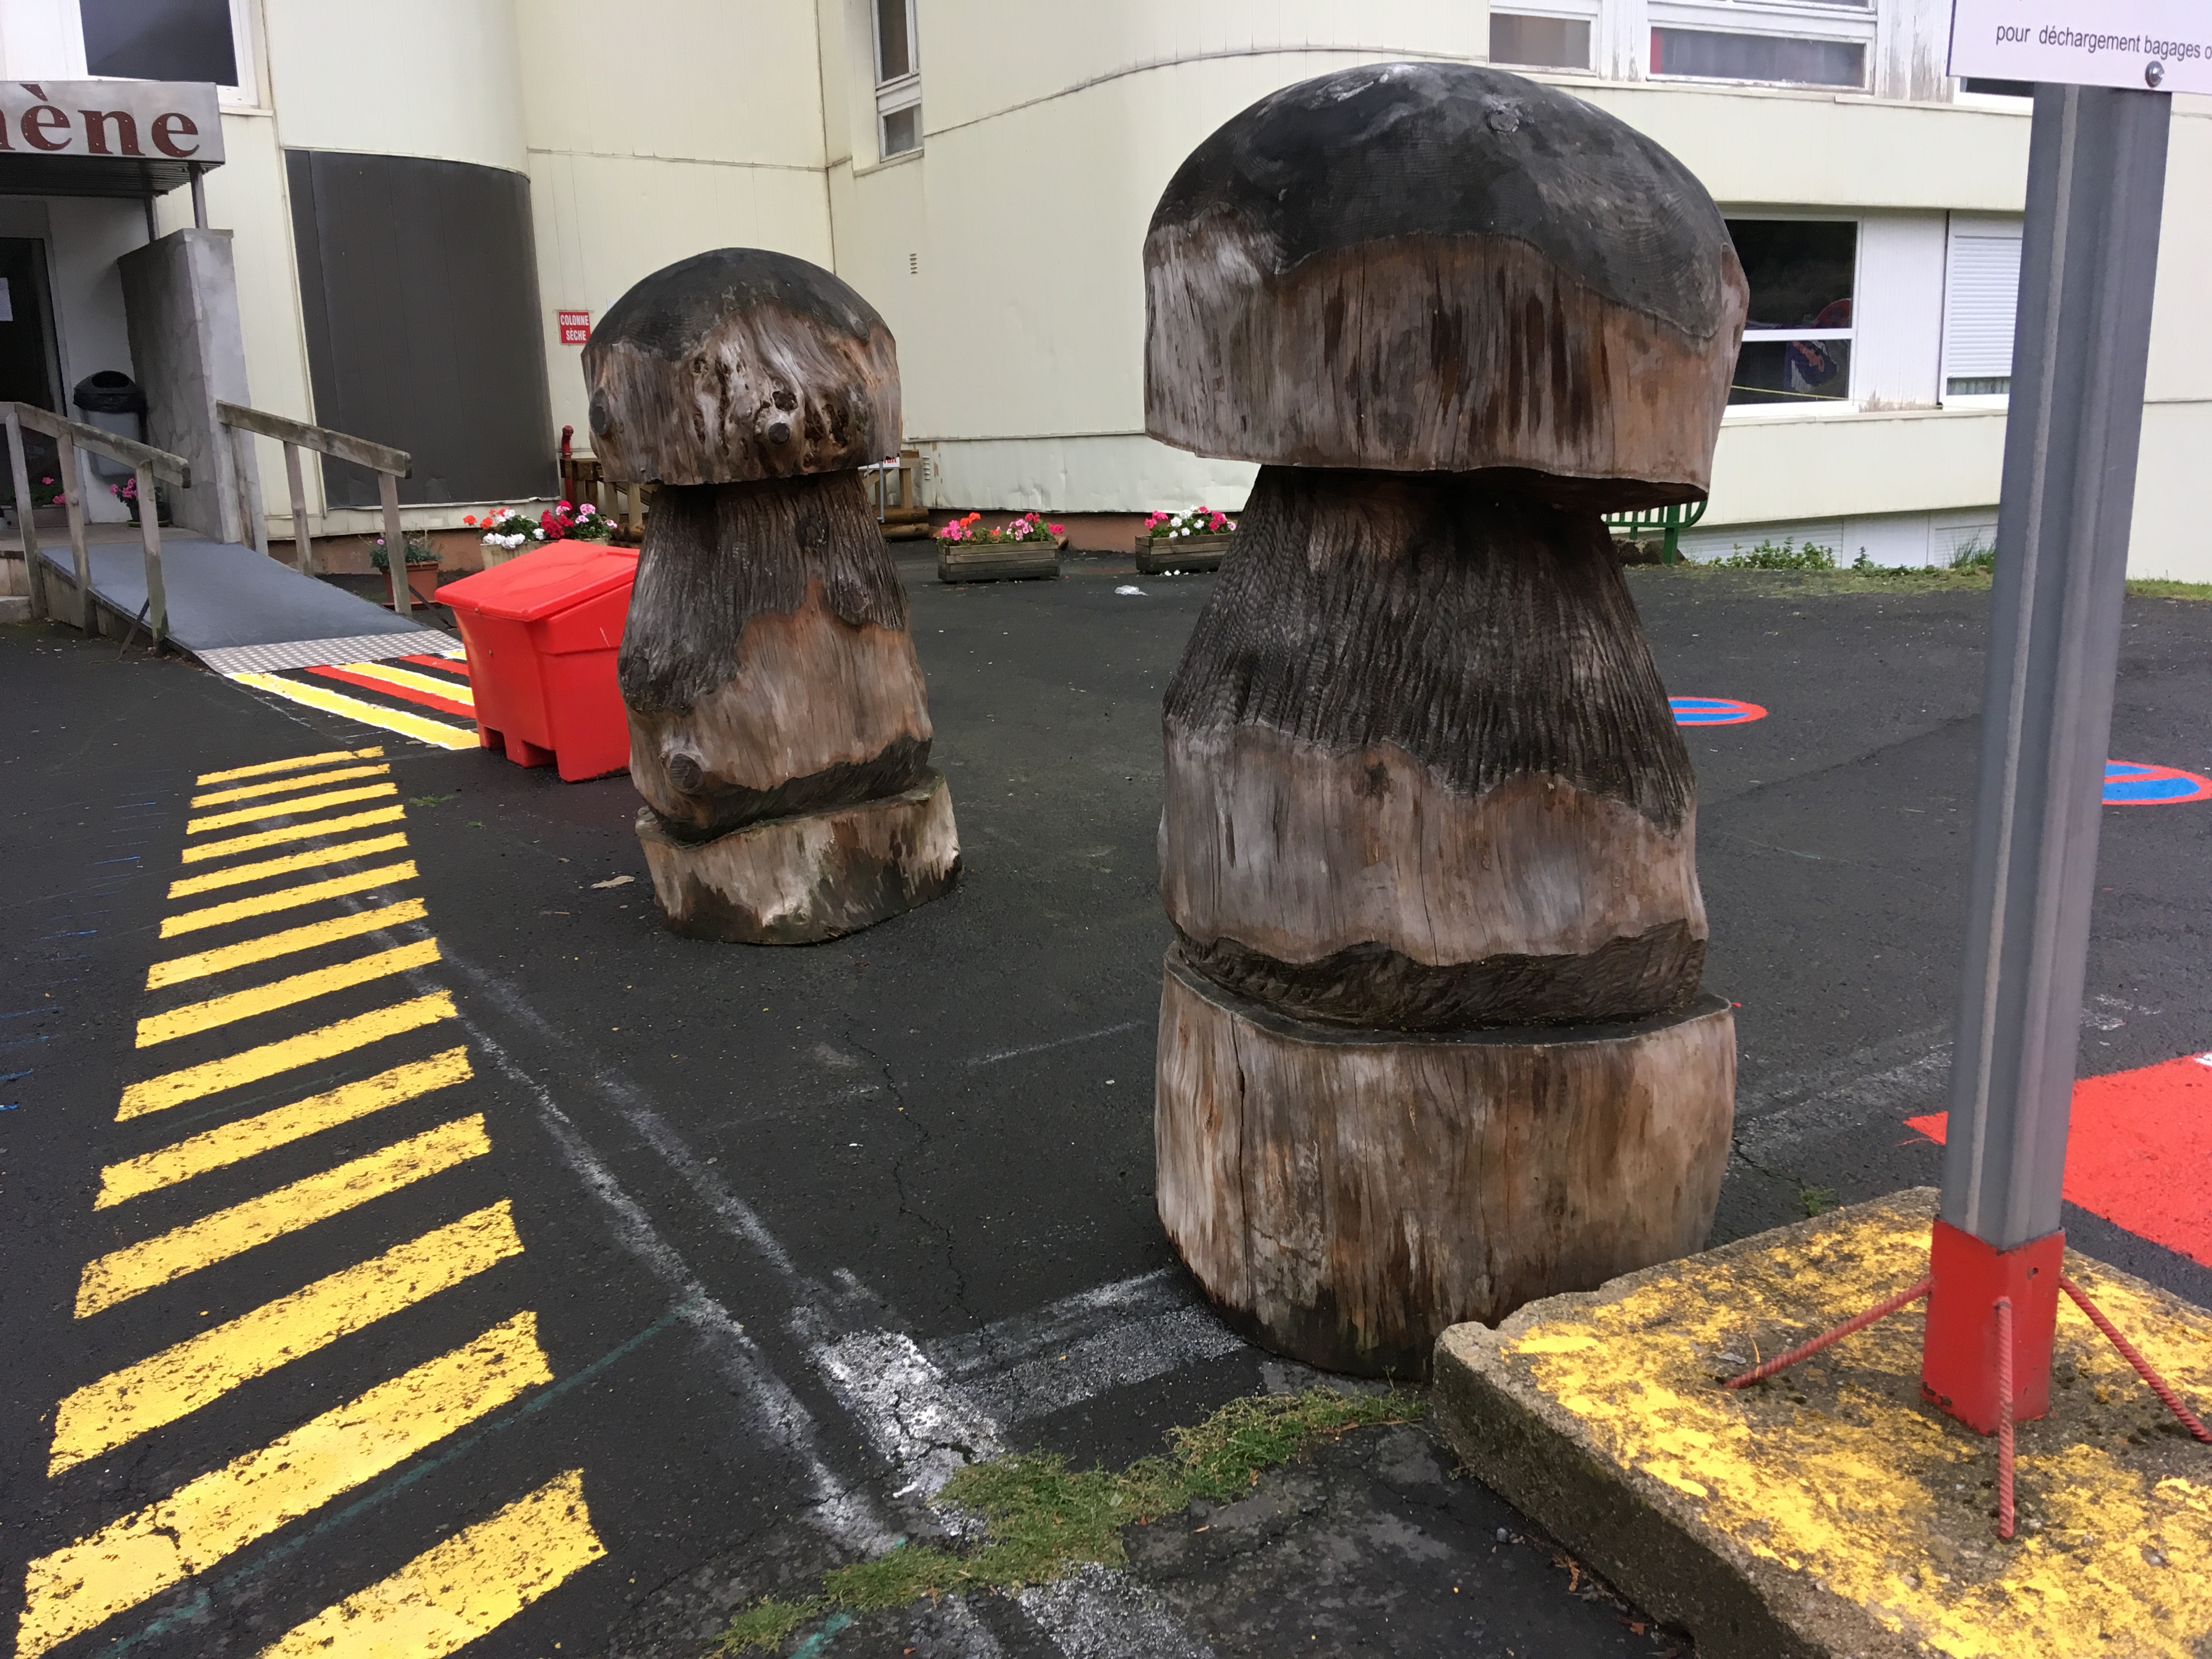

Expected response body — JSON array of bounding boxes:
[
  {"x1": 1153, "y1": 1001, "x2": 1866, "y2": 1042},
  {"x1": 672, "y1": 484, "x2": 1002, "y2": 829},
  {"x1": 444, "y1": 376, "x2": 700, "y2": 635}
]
[{"x1": 1920, "y1": 1218, "x2": 2063, "y2": 1434}]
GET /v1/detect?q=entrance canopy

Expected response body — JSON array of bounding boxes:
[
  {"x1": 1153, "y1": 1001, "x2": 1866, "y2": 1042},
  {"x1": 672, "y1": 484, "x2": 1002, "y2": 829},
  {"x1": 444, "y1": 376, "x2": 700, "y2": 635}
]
[{"x1": 0, "y1": 80, "x2": 223, "y2": 198}]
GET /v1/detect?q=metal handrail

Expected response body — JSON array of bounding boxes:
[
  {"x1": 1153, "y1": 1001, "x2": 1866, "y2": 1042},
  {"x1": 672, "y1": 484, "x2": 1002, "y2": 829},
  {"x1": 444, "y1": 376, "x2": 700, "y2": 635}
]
[
  {"x1": 3, "y1": 402, "x2": 191, "y2": 644},
  {"x1": 1603, "y1": 498, "x2": 1709, "y2": 563},
  {"x1": 215, "y1": 400, "x2": 416, "y2": 614}
]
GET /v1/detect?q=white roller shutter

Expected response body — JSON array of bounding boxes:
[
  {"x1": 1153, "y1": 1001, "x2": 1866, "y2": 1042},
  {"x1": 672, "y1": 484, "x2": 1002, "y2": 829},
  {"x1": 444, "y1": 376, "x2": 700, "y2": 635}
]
[{"x1": 1944, "y1": 221, "x2": 2023, "y2": 395}]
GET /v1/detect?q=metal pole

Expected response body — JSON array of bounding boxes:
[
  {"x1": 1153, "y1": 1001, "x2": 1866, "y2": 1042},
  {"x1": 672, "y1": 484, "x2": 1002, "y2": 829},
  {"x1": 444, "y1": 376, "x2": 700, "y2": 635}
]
[
  {"x1": 142, "y1": 193, "x2": 159, "y2": 244},
  {"x1": 283, "y1": 440, "x2": 315, "y2": 576},
  {"x1": 189, "y1": 164, "x2": 208, "y2": 230},
  {"x1": 53, "y1": 431, "x2": 93, "y2": 633},
  {"x1": 377, "y1": 468, "x2": 411, "y2": 615},
  {"x1": 4, "y1": 409, "x2": 46, "y2": 622},
  {"x1": 1939, "y1": 83, "x2": 2170, "y2": 1248},
  {"x1": 133, "y1": 461, "x2": 167, "y2": 646}
]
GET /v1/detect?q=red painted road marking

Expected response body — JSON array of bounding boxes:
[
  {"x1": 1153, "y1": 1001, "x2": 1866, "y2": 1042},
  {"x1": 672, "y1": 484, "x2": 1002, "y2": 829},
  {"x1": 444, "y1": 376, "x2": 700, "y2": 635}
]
[
  {"x1": 1908, "y1": 1052, "x2": 2212, "y2": 1269},
  {"x1": 303, "y1": 665, "x2": 475, "y2": 721},
  {"x1": 399, "y1": 654, "x2": 472, "y2": 679}
]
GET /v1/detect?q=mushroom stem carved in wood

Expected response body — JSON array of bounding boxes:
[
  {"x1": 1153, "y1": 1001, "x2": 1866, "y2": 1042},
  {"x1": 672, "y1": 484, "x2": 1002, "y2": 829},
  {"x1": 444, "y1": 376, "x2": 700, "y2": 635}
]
[
  {"x1": 586, "y1": 249, "x2": 958, "y2": 941},
  {"x1": 1147, "y1": 63, "x2": 1748, "y2": 1376}
]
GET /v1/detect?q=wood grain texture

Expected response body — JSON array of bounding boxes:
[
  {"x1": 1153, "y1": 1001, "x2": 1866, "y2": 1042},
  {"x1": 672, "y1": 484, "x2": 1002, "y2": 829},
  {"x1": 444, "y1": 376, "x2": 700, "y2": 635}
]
[
  {"x1": 1155, "y1": 947, "x2": 1735, "y2": 1377},
  {"x1": 634, "y1": 771, "x2": 959, "y2": 944},
  {"x1": 620, "y1": 472, "x2": 932, "y2": 837},
  {"x1": 1143, "y1": 62, "x2": 1745, "y2": 500},
  {"x1": 583, "y1": 248, "x2": 899, "y2": 486},
  {"x1": 1159, "y1": 465, "x2": 1701, "y2": 1026}
]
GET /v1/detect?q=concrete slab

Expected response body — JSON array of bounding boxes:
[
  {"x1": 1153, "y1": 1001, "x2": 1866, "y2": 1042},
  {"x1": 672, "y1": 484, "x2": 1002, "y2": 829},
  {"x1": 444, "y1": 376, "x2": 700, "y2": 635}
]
[{"x1": 1433, "y1": 1189, "x2": 2212, "y2": 1659}]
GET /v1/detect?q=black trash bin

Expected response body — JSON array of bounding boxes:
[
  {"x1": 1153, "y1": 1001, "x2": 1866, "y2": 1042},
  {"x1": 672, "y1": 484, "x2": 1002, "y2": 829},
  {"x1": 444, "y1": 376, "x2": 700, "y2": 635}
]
[{"x1": 72, "y1": 371, "x2": 146, "y2": 481}]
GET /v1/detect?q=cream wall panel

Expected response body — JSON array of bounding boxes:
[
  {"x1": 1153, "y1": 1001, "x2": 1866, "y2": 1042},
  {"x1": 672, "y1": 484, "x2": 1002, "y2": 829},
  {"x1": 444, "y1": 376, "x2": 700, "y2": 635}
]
[
  {"x1": 1706, "y1": 409, "x2": 2006, "y2": 527},
  {"x1": 2130, "y1": 403, "x2": 2212, "y2": 584},
  {"x1": 2143, "y1": 109, "x2": 2212, "y2": 408},
  {"x1": 923, "y1": 435, "x2": 1256, "y2": 516},
  {"x1": 519, "y1": 1, "x2": 826, "y2": 169},
  {"x1": 262, "y1": 0, "x2": 525, "y2": 171},
  {"x1": 533, "y1": 152, "x2": 835, "y2": 443}
]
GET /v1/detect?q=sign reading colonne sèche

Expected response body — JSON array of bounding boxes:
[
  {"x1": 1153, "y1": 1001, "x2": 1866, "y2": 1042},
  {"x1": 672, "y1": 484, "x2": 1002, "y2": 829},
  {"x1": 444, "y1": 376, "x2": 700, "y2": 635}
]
[
  {"x1": 1949, "y1": 1, "x2": 2212, "y2": 93},
  {"x1": 0, "y1": 81, "x2": 224, "y2": 199}
]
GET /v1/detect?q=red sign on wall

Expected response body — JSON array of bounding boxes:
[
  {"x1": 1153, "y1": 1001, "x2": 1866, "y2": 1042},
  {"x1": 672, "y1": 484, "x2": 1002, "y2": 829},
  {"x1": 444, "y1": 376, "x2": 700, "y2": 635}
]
[{"x1": 557, "y1": 310, "x2": 591, "y2": 345}]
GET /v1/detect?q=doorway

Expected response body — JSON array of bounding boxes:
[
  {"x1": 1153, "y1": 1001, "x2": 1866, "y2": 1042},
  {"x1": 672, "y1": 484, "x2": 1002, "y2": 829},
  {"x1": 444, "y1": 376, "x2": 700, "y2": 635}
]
[{"x1": 0, "y1": 236, "x2": 64, "y2": 507}]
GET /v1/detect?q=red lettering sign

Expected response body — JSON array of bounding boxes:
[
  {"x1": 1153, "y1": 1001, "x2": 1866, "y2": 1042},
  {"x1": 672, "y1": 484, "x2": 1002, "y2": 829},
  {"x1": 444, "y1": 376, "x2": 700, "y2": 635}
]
[
  {"x1": 558, "y1": 310, "x2": 592, "y2": 345},
  {"x1": 80, "y1": 109, "x2": 140, "y2": 156},
  {"x1": 150, "y1": 112, "x2": 200, "y2": 158},
  {"x1": 21, "y1": 104, "x2": 69, "y2": 152}
]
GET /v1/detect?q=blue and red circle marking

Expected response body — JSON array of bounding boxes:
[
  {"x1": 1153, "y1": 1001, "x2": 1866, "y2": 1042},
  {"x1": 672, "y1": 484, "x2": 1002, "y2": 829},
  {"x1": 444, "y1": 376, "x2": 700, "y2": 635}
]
[
  {"x1": 1670, "y1": 697, "x2": 1767, "y2": 726},
  {"x1": 2104, "y1": 760, "x2": 2212, "y2": 805}
]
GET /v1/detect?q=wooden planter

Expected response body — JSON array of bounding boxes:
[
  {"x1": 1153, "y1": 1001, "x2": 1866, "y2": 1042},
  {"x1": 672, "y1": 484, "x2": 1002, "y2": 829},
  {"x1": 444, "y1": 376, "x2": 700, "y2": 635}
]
[
  {"x1": 377, "y1": 562, "x2": 444, "y2": 606},
  {"x1": 936, "y1": 535, "x2": 1064, "y2": 584},
  {"x1": 1155, "y1": 946, "x2": 1735, "y2": 1379},
  {"x1": 1135, "y1": 532, "x2": 1234, "y2": 574}
]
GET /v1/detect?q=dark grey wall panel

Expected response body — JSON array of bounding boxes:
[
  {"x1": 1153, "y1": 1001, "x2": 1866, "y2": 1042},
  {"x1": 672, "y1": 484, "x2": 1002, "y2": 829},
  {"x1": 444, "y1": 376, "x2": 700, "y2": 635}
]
[{"x1": 286, "y1": 149, "x2": 555, "y2": 509}]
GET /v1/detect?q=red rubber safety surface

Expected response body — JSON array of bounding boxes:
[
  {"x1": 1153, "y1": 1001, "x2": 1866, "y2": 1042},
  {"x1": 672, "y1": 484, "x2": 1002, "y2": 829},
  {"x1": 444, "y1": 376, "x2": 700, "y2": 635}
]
[
  {"x1": 303, "y1": 663, "x2": 476, "y2": 720},
  {"x1": 1909, "y1": 1052, "x2": 2212, "y2": 1271}
]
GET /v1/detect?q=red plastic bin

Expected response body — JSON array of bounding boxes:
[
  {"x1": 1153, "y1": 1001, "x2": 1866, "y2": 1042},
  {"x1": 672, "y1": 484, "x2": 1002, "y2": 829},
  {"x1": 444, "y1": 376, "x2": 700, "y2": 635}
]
[{"x1": 436, "y1": 541, "x2": 637, "y2": 782}]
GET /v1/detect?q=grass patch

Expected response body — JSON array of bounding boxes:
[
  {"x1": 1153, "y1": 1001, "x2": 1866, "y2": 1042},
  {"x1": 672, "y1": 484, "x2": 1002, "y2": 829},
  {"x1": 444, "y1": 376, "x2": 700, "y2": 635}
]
[
  {"x1": 715, "y1": 1385, "x2": 1424, "y2": 1653},
  {"x1": 1798, "y1": 1184, "x2": 1838, "y2": 1217},
  {"x1": 2127, "y1": 577, "x2": 2212, "y2": 601}
]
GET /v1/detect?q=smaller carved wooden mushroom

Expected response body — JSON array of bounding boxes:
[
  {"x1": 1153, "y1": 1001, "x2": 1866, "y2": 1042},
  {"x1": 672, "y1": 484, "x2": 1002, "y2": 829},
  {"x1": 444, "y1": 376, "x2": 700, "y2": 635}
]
[{"x1": 586, "y1": 249, "x2": 957, "y2": 941}]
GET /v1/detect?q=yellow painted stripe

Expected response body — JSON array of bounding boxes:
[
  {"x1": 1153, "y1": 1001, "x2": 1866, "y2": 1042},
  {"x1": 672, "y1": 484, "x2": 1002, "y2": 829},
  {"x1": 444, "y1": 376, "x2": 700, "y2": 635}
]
[
  {"x1": 335, "y1": 659, "x2": 479, "y2": 708},
  {"x1": 196, "y1": 747, "x2": 385, "y2": 787},
  {"x1": 148, "y1": 900, "x2": 429, "y2": 989},
  {"x1": 188, "y1": 783, "x2": 399, "y2": 835},
  {"x1": 191, "y1": 763, "x2": 392, "y2": 809},
  {"x1": 75, "y1": 1115, "x2": 490, "y2": 1316},
  {"x1": 257, "y1": 1468, "x2": 601, "y2": 1658},
  {"x1": 50, "y1": 1203, "x2": 522, "y2": 1474},
  {"x1": 97, "y1": 1048, "x2": 473, "y2": 1207},
  {"x1": 168, "y1": 834, "x2": 410, "y2": 900},
  {"x1": 117, "y1": 994, "x2": 455, "y2": 1120},
  {"x1": 15, "y1": 1313, "x2": 550, "y2": 1659},
  {"x1": 161, "y1": 862, "x2": 420, "y2": 939},
  {"x1": 182, "y1": 806, "x2": 407, "y2": 866},
  {"x1": 136, "y1": 939, "x2": 441, "y2": 1048},
  {"x1": 229, "y1": 671, "x2": 478, "y2": 751}
]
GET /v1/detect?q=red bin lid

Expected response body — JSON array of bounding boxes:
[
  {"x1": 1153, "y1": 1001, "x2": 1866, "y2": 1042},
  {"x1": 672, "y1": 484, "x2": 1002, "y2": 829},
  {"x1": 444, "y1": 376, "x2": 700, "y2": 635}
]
[{"x1": 437, "y1": 540, "x2": 639, "y2": 622}]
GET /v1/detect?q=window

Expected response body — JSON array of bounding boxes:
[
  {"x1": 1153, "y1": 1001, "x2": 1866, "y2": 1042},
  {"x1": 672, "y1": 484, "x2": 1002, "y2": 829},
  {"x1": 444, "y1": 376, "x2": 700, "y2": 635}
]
[
  {"x1": 1943, "y1": 219, "x2": 2022, "y2": 400},
  {"x1": 1961, "y1": 78, "x2": 2034, "y2": 98},
  {"x1": 873, "y1": 0, "x2": 921, "y2": 160},
  {"x1": 80, "y1": 0, "x2": 236, "y2": 86},
  {"x1": 1492, "y1": 13, "x2": 1592, "y2": 71},
  {"x1": 1649, "y1": 0, "x2": 1872, "y2": 91},
  {"x1": 1726, "y1": 219, "x2": 1856, "y2": 407}
]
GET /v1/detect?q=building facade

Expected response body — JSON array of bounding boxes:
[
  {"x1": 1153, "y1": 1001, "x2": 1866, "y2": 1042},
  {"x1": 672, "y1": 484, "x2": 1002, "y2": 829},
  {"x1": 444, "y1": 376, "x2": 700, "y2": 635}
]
[{"x1": 2, "y1": 1, "x2": 2206, "y2": 575}]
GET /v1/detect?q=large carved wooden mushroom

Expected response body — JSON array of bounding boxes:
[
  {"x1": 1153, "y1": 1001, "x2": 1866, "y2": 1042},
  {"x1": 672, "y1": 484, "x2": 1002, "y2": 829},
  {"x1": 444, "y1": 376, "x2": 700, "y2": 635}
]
[
  {"x1": 587, "y1": 249, "x2": 958, "y2": 941},
  {"x1": 1147, "y1": 62, "x2": 1749, "y2": 1376}
]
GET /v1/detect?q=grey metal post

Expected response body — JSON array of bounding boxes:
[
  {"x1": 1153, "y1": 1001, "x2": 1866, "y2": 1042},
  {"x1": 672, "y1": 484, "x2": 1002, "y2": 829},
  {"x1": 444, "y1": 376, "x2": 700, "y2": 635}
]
[
  {"x1": 4, "y1": 409, "x2": 46, "y2": 621},
  {"x1": 189, "y1": 164, "x2": 208, "y2": 230},
  {"x1": 377, "y1": 467, "x2": 411, "y2": 614},
  {"x1": 142, "y1": 193, "x2": 159, "y2": 244},
  {"x1": 282, "y1": 441, "x2": 315, "y2": 575},
  {"x1": 133, "y1": 461, "x2": 167, "y2": 645},
  {"x1": 53, "y1": 431, "x2": 93, "y2": 632},
  {"x1": 1940, "y1": 84, "x2": 2172, "y2": 1249}
]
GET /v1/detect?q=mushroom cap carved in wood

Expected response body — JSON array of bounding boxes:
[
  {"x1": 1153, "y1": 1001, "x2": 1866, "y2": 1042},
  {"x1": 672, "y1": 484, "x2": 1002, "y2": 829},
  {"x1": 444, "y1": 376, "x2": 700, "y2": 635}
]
[
  {"x1": 1143, "y1": 61, "x2": 1748, "y2": 507},
  {"x1": 584, "y1": 248, "x2": 901, "y2": 487}
]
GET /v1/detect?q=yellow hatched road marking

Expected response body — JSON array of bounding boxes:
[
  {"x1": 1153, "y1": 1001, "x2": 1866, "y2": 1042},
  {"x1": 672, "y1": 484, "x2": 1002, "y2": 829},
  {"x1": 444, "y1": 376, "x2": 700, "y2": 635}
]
[
  {"x1": 196, "y1": 748, "x2": 385, "y2": 787},
  {"x1": 229, "y1": 672, "x2": 479, "y2": 752},
  {"x1": 191, "y1": 763, "x2": 391, "y2": 809},
  {"x1": 257, "y1": 1469, "x2": 601, "y2": 1658},
  {"x1": 75, "y1": 1115, "x2": 490, "y2": 1316},
  {"x1": 49, "y1": 1203, "x2": 523, "y2": 1474},
  {"x1": 169, "y1": 834, "x2": 409, "y2": 900},
  {"x1": 161, "y1": 862, "x2": 420, "y2": 938},
  {"x1": 147, "y1": 900, "x2": 429, "y2": 989},
  {"x1": 188, "y1": 783, "x2": 399, "y2": 835},
  {"x1": 136, "y1": 939, "x2": 442, "y2": 1048},
  {"x1": 182, "y1": 806, "x2": 407, "y2": 866},
  {"x1": 118, "y1": 994, "x2": 455, "y2": 1120},
  {"x1": 97, "y1": 1048, "x2": 473, "y2": 1207},
  {"x1": 335, "y1": 659, "x2": 479, "y2": 707},
  {"x1": 14, "y1": 1313, "x2": 550, "y2": 1659}
]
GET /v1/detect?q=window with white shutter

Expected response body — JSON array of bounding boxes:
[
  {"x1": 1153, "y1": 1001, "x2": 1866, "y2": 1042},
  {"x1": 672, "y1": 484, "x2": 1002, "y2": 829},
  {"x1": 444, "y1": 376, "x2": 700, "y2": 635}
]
[{"x1": 1944, "y1": 220, "x2": 2023, "y2": 399}]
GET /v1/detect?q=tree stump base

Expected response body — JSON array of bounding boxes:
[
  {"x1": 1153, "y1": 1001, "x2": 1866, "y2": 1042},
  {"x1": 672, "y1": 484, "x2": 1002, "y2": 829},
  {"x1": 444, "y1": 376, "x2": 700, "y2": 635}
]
[
  {"x1": 1155, "y1": 945, "x2": 1735, "y2": 1378},
  {"x1": 635, "y1": 770, "x2": 960, "y2": 944}
]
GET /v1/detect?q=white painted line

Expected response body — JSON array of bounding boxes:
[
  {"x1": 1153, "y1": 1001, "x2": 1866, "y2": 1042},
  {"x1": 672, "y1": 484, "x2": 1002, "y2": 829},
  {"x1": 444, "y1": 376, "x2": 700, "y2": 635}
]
[
  {"x1": 1018, "y1": 1564, "x2": 1216, "y2": 1659},
  {"x1": 967, "y1": 1020, "x2": 1143, "y2": 1069},
  {"x1": 963, "y1": 1306, "x2": 1246, "y2": 1427},
  {"x1": 812, "y1": 1331, "x2": 1005, "y2": 1500}
]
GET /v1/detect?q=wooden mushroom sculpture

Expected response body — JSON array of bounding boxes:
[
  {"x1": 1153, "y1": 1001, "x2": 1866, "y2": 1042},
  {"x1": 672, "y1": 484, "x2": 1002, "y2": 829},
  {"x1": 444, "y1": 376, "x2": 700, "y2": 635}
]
[
  {"x1": 1147, "y1": 63, "x2": 1750, "y2": 1376},
  {"x1": 586, "y1": 249, "x2": 958, "y2": 941}
]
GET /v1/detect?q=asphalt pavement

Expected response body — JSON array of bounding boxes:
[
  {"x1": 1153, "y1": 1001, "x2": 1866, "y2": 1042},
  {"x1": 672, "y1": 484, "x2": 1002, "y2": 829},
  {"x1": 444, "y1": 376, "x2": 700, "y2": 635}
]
[{"x1": 3, "y1": 556, "x2": 2209, "y2": 1659}]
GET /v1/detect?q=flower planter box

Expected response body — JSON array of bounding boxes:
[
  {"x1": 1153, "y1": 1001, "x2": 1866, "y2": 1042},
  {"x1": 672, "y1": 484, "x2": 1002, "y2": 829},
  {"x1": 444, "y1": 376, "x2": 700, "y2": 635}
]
[
  {"x1": 375, "y1": 563, "x2": 444, "y2": 607},
  {"x1": 1135, "y1": 532, "x2": 1235, "y2": 575},
  {"x1": 936, "y1": 535, "x2": 1065, "y2": 584}
]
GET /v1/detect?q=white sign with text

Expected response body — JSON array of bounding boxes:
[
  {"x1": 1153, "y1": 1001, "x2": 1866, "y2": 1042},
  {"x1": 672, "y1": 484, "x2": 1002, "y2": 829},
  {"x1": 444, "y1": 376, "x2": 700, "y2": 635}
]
[
  {"x1": 0, "y1": 81, "x2": 224, "y2": 165},
  {"x1": 1950, "y1": 2, "x2": 2212, "y2": 93}
]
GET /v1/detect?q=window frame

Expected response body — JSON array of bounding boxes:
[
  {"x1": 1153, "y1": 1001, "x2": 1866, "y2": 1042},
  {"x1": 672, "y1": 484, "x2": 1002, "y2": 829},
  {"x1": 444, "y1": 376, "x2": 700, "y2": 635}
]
[
  {"x1": 1646, "y1": 0, "x2": 1877, "y2": 92},
  {"x1": 1940, "y1": 214, "x2": 2024, "y2": 408},
  {"x1": 1723, "y1": 212, "x2": 1863, "y2": 417},
  {"x1": 61, "y1": 0, "x2": 263, "y2": 110},
  {"x1": 871, "y1": 0, "x2": 922, "y2": 161},
  {"x1": 1489, "y1": 4, "x2": 1601, "y2": 75}
]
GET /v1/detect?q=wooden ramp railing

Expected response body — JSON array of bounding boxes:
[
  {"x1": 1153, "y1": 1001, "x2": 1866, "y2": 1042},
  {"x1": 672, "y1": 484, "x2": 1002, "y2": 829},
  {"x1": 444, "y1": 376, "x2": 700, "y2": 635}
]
[{"x1": 216, "y1": 402, "x2": 415, "y2": 613}]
